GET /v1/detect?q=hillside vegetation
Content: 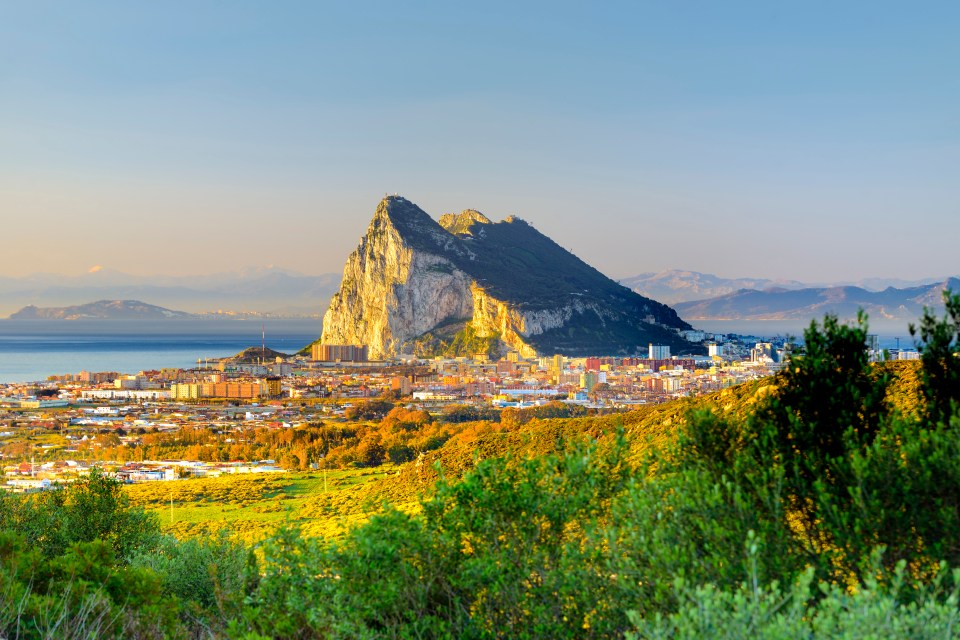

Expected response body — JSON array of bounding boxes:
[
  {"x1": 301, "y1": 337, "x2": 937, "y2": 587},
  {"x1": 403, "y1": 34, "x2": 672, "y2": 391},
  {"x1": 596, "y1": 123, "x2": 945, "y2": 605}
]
[
  {"x1": 125, "y1": 467, "x2": 396, "y2": 543},
  {"x1": 0, "y1": 294, "x2": 959, "y2": 638}
]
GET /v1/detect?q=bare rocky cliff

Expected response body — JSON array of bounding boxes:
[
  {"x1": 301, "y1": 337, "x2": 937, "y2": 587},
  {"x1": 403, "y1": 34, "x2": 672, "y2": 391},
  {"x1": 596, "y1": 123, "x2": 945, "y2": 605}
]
[{"x1": 320, "y1": 196, "x2": 696, "y2": 358}]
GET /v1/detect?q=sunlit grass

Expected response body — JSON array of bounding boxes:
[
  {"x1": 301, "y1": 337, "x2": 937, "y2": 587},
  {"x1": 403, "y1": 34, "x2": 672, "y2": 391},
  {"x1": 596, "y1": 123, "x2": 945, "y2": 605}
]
[{"x1": 125, "y1": 465, "x2": 406, "y2": 542}]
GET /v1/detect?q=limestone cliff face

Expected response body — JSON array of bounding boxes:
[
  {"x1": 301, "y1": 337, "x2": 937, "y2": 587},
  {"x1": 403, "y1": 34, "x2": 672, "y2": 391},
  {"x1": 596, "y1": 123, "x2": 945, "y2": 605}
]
[
  {"x1": 468, "y1": 285, "x2": 538, "y2": 358},
  {"x1": 321, "y1": 196, "x2": 696, "y2": 358},
  {"x1": 321, "y1": 199, "x2": 474, "y2": 359}
]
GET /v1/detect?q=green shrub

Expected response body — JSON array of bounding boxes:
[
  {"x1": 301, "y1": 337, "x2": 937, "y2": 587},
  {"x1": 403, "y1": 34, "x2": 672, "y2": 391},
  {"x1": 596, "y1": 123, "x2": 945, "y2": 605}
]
[
  {"x1": 131, "y1": 531, "x2": 256, "y2": 626},
  {"x1": 912, "y1": 289, "x2": 960, "y2": 425},
  {"x1": 627, "y1": 558, "x2": 960, "y2": 640},
  {"x1": 0, "y1": 534, "x2": 180, "y2": 639},
  {"x1": 0, "y1": 468, "x2": 160, "y2": 562},
  {"x1": 237, "y1": 526, "x2": 334, "y2": 639},
  {"x1": 672, "y1": 300, "x2": 960, "y2": 582}
]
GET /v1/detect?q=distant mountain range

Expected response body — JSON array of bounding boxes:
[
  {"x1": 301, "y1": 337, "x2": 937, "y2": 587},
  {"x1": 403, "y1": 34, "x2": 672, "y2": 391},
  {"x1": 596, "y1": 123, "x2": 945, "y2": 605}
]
[
  {"x1": 5, "y1": 299, "x2": 320, "y2": 322},
  {"x1": 0, "y1": 267, "x2": 340, "y2": 318},
  {"x1": 621, "y1": 270, "x2": 949, "y2": 305},
  {"x1": 4, "y1": 266, "x2": 956, "y2": 331},
  {"x1": 10, "y1": 300, "x2": 194, "y2": 321},
  {"x1": 672, "y1": 278, "x2": 960, "y2": 326}
]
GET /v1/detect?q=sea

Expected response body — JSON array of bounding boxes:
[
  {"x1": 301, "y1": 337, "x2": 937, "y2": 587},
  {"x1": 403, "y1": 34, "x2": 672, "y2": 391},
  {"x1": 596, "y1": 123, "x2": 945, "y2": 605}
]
[{"x1": 0, "y1": 319, "x2": 322, "y2": 384}]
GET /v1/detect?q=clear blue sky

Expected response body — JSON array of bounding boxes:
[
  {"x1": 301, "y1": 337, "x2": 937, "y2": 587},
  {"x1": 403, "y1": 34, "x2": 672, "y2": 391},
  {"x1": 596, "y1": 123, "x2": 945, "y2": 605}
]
[{"x1": 2, "y1": 1, "x2": 957, "y2": 282}]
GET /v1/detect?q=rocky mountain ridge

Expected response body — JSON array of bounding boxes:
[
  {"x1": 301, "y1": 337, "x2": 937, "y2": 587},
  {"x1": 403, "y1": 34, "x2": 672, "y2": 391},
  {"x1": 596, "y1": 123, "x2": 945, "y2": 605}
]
[
  {"x1": 622, "y1": 269, "x2": 950, "y2": 305},
  {"x1": 674, "y1": 278, "x2": 960, "y2": 324},
  {"x1": 320, "y1": 196, "x2": 696, "y2": 358}
]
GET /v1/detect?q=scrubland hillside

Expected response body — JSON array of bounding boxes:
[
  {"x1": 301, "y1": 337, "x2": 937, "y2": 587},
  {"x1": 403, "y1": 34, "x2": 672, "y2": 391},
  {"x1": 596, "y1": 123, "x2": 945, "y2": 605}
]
[{"x1": 0, "y1": 297, "x2": 958, "y2": 638}]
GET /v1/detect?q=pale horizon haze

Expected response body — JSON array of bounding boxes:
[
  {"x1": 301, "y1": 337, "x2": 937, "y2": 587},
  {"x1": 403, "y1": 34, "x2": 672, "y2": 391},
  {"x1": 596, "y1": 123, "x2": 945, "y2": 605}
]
[{"x1": 2, "y1": 2, "x2": 958, "y2": 283}]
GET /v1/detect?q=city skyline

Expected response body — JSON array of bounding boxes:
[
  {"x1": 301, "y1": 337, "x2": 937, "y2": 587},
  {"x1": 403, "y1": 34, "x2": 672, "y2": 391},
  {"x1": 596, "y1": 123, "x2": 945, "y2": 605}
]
[{"x1": 2, "y1": 2, "x2": 958, "y2": 282}]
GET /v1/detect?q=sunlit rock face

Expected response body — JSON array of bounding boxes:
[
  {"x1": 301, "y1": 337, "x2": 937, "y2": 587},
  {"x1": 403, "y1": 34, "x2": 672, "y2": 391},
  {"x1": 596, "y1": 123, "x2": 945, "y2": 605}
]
[{"x1": 321, "y1": 196, "x2": 695, "y2": 359}]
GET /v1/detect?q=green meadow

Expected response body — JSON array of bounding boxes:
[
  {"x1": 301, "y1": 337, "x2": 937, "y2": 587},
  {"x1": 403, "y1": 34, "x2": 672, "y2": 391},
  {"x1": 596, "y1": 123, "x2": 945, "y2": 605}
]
[{"x1": 125, "y1": 466, "x2": 404, "y2": 542}]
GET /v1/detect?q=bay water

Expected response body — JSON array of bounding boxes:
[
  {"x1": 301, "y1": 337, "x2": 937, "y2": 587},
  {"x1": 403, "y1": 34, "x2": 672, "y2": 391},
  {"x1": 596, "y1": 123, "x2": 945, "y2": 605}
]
[{"x1": 0, "y1": 319, "x2": 321, "y2": 384}]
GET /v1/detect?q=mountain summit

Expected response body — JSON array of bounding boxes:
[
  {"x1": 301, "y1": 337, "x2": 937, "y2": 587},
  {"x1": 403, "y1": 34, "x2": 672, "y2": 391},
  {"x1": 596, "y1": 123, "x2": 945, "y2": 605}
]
[{"x1": 320, "y1": 196, "x2": 695, "y2": 358}]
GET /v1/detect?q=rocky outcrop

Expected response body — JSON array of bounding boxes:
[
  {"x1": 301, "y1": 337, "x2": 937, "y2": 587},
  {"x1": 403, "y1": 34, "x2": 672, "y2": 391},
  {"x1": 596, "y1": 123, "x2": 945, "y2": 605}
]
[
  {"x1": 320, "y1": 196, "x2": 696, "y2": 358},
  {"x1": 438, "y1": 210, "x2": 492, "y2": 236},
  {"x1": 321, "y1": 199, "x2": 474, "y2": 358},
  {"x1": 468, "y1": 285, "x2": 539, "y2": 358}
]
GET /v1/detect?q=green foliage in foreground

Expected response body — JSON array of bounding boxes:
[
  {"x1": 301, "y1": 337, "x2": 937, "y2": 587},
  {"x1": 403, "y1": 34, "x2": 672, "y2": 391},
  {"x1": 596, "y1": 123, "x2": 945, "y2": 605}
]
[
  {"x1": 0, "y1": 291, "x2": 959, "y2": 638},
  {"x1": 0, "y1": 534, "x2": 179, "y2": 640},
  {"x1": 0, "y1": 468, "x2": 160, "y2": 562},
  {"x1": 677, "y1": 292, "x2": 960, "y2": 585},
  {"x1": 627, "y1": 559, "x2": 960, "y2": 639}
]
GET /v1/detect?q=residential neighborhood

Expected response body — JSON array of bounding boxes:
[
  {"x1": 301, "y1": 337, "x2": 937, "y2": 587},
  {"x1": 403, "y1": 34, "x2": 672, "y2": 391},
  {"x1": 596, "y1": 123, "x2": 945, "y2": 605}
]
[{"x1": 1, "y1": 331, "x2": 913, "y2": 491}]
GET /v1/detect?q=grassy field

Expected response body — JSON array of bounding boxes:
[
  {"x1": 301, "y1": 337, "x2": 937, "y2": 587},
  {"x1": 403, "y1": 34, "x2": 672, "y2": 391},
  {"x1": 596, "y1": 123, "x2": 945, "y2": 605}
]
[{"x1": 125, "y1": 465, "x2": 410, "y2": 542}]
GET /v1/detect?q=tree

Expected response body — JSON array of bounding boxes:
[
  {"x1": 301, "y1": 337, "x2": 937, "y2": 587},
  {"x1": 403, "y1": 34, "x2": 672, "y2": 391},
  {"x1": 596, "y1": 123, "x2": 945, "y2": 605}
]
[
  {"x1": 0, "y1": 468, "x2": 160, "y2": 562},
  {"x1": 356, "y1": 434, "x2": 385, "y2": 467},
  {"x1": 589, "y1": 382, "x2": 612, "y2": 402},
  {"x1": 911, "y1": 289, "x2": 960, "y2": 425},
  {"x1": 344, "y1": 398, "x2": 395, "y2": 421},
  {"x1": 681, "y1": 312, "x2": 892, "y2": 579}
]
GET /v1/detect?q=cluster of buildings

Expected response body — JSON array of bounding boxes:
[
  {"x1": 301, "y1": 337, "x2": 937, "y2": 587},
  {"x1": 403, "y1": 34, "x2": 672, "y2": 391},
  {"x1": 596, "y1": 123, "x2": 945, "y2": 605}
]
[
  {"x1": 0, "y1": 400, "x2": 304, "y2": 490},
  {"x1": 311, "y1": 343, "x2": 369, "y2": 362},
  {"x1": 170, "y1": 377, "x2": 282, "y2": 401},
  {"x1": 2, "y1": 457, "x2": 285, "y2": 492},
  {"x1": 0, "y1": 332, "x2": 919, "y2": 491},
  {"x1": 1, "y1": 334, "x2": 798, "y2": 414},
  {"x1": 3, "y1": 331, "x2": 919, "y2": 413}
]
